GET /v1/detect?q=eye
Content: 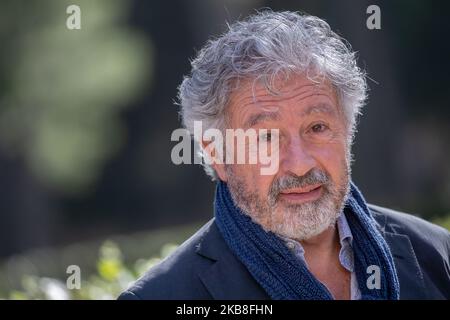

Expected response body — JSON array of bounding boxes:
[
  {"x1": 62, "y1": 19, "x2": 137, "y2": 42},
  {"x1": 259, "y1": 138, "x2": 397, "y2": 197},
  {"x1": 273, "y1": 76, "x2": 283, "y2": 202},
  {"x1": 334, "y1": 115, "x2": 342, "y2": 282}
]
[
  {"x1": 258, "y1": 130, "x2": 279, "y2": 143},
  {"x1": 310, "y1": 123, "x2": 329, "y2": 133},
  {"x1": 259, "y1": 132, "x2": 272, "y2": 141}
]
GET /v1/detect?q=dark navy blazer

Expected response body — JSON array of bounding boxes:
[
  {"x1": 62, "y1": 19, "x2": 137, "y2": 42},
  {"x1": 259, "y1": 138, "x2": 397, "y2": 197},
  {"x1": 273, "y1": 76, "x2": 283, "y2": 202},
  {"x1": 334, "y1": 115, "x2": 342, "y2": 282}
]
[{"x1": 118, "y1": 204, "x2": 450, "y2": 300}]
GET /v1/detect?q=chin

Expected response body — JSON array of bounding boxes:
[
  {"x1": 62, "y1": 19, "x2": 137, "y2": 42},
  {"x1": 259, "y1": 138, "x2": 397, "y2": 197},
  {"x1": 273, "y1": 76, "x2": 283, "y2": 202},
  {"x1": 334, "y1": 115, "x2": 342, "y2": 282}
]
[{"x1": 269, "y1": 201, "x2": 340, "y2": 241}]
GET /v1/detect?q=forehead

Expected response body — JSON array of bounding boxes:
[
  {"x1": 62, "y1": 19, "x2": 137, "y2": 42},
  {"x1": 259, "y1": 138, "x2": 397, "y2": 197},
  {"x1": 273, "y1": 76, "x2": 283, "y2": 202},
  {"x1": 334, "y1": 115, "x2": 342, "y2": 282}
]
[{"x1": 227, "y1": 74, "x2": 338, "y2": 116}]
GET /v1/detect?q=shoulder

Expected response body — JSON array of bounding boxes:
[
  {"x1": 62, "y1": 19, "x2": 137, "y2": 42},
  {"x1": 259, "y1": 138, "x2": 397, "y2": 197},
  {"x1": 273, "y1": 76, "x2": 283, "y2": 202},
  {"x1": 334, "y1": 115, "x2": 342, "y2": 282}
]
[
  {"x1": 369, "y1": 204, "x2": 450, "y2": 267},
  {"x1": 369, "y1": 204, "x2": 450, "y2": 249},
  {"x1": 118, "y1": 219, "x2": 216, "y2": 300},
  {"x1": 368, "y1": 204, "x2": 450, "y2": 298}
]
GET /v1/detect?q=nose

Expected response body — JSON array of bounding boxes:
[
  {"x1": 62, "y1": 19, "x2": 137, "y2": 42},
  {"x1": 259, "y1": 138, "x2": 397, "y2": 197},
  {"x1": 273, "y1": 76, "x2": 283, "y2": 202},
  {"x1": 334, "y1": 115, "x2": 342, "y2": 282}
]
[{"x1": 279, "y1": 136, "x2": 317, "y2": 177}]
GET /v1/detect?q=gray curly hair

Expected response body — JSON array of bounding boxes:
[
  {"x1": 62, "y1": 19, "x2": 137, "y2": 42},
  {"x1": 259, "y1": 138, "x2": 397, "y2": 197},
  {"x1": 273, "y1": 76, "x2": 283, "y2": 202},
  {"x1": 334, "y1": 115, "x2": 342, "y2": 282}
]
[{"x1": 177, "y1": 10, "x2": 367, "y2": 180}]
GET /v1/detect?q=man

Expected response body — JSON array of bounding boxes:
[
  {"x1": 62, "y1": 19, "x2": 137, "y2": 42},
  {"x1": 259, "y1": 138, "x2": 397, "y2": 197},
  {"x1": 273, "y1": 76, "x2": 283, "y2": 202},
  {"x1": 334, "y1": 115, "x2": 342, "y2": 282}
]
[{"x1": 119, "y1": 11, "x2": 450, "y2": 300}]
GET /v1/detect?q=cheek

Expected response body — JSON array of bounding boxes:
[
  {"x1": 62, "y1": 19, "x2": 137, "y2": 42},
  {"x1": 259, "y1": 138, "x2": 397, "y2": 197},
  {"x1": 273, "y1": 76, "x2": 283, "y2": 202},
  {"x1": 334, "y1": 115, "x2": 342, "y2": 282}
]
[
  {"x1": 255, "y1": 173, "x2": 275, "y2": 197},
  {"x1": 236, "y1": 163, "x2": 274, "y2": 197},
  {"x1": 310, "y1": 141, "x2": 348, "y2": 180}
]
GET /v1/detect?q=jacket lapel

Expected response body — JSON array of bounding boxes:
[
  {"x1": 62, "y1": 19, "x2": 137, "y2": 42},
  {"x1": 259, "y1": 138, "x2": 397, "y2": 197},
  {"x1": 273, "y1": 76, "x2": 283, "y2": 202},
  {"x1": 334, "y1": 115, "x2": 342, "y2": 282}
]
[
  {"x1": 195, "y1": 220, "x2": 269, "y2": 300},
  {"x1": 373, "y1": 211, "x2": 428, "y2": 299}
]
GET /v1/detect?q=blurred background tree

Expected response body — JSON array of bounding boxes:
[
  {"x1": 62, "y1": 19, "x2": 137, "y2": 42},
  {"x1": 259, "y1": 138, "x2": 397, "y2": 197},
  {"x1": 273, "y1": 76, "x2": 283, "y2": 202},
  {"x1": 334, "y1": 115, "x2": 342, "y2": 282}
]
[
  {"x1": 0, "y1": 0, "x2": 151, "y2": 194},
  {"x1": 0, "y1": 0, "x2": 151, "y2": 256}
]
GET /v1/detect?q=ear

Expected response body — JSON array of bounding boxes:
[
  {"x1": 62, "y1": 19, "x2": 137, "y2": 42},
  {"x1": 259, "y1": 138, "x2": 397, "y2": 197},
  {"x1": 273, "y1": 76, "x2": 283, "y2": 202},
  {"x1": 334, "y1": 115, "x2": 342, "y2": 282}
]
[{"x1": 200, "y1": 139, "x2": 228, "y2": 182}]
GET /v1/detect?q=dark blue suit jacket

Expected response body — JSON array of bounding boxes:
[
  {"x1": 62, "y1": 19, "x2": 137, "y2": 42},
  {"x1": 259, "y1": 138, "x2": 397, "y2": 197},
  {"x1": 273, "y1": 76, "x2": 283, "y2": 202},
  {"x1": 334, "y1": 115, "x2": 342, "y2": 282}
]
[{"x1": 118, "y1": 204, "x2": 450, "y2": 300}]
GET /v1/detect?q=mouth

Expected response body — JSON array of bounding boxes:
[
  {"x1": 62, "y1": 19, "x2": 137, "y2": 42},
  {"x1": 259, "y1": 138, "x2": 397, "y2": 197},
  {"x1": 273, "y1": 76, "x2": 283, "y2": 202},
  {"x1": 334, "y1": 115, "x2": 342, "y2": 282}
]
[{"x1": 278, "y1": 184, "x2": 323, "y2": 203}]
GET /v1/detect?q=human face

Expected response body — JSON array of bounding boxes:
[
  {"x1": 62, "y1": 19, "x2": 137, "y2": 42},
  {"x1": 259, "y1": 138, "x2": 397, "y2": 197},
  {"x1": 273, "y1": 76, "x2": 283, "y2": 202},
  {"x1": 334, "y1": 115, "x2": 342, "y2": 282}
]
[{"x1": 214, "y1": 74, "x2": 351, "y2": 241}]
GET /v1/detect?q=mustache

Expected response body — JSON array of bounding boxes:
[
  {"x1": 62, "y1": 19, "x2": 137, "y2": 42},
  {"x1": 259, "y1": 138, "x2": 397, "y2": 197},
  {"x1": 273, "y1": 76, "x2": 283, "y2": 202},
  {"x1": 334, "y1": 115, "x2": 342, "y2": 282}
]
[{"x1": 268, "y1": 169, "x2": 330, "y2": 202}]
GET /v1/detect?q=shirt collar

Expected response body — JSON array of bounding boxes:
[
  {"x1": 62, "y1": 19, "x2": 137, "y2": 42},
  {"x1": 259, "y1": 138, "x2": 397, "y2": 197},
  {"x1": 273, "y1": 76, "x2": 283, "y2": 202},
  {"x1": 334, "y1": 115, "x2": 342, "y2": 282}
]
[{"x1": 336, "y1": 212, "x2": 353, "y2": 247}]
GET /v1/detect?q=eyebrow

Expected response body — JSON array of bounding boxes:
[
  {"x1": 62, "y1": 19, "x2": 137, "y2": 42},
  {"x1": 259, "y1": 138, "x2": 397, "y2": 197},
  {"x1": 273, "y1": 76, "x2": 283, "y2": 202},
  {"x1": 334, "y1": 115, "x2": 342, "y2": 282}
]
[
  {"x1": 243, "y1": 103, "x2": 337, "y2": 128},
  {"x1": 300, "y1": 103, "x2": 337, "y2": 117},
  {"x1": 244, "y1": 111, "x2": 280, "y2": 128}
]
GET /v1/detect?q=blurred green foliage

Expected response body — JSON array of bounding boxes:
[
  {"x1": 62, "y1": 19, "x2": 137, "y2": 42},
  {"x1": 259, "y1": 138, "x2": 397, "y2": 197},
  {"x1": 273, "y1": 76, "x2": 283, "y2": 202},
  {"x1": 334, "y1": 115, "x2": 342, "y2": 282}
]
[
  {"x1": 433, "y1": 215, "x2": 450, "y2": 232},
  {"x1": 0, "y1": 222, "x2": 200, "y2": 300},
  {"x1": 0, "y1": 0, "x2": 152, "y2": 195},
  {"x1": 4, "y1": 240, "x2": 178, "y2": 300}
]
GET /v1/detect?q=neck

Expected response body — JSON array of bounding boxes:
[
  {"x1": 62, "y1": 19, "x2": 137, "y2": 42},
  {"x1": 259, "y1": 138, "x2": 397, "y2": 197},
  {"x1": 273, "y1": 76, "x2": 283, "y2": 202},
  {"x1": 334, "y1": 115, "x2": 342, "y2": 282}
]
[
  {"x1": 300, "y1": 225, "x2": 351, "y2": 300},
  {"x1": 300, "y1": 225, "x2": 339, "y2": 253},
  {"x1": 300, "y1": 225, "x2": 342, "y2": 277}
]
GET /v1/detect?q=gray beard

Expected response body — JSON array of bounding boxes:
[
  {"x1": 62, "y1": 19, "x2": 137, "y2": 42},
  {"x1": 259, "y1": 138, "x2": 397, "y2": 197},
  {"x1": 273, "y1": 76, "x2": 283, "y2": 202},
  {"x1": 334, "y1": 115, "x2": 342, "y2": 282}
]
[{"x1": 225, "y1": 166, "x2": 350, "y2": 241}]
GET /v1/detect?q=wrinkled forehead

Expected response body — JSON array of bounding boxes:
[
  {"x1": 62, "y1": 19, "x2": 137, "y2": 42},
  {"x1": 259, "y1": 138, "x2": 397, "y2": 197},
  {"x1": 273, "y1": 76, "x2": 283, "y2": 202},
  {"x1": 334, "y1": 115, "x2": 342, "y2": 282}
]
[
  {"x1": 224, "y1": 74, "x2": 340, "y2": 127},
  {"x1": 228, "y1": 73, "x2": 337, "y2": 108}
]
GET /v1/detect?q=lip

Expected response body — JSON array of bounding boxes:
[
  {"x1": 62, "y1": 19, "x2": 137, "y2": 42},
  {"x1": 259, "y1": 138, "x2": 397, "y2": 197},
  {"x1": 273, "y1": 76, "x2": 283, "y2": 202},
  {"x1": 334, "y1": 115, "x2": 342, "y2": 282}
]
[{"x1": 278, "y1": 184, "x2": 323, "y2": 203}]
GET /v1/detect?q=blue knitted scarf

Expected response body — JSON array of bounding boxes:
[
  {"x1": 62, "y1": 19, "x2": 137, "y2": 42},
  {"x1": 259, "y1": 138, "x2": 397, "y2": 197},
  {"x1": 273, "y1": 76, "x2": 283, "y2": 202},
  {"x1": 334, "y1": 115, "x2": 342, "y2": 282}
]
[{"x1": 214, "y1": 180, "x2": 400, "y2": 300}]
